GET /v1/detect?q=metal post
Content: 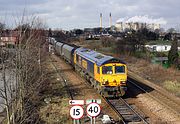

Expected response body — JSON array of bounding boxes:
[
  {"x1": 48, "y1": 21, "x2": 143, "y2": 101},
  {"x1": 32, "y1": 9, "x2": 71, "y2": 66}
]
[
  {"x1": 90, "y1": 117, "x2": 93, "y2": 124},
  {"x1": 93, "y1": 117, "x2": 96, "y2": 124},
  {"x1": 73, "y1": 119, "x2": 76, "y2": 124},
  {"x1": 77, "y1": 120, "x2": 79, "y2": 124}
]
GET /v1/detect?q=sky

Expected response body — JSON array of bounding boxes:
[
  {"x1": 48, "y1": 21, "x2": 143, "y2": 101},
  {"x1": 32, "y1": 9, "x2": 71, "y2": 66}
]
[{"x1": 0, "y1": 0, "x2": 180, "y2": 30}]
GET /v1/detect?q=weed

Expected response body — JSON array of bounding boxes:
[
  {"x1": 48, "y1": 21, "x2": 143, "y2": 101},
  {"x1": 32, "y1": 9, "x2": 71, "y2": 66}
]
[{"x1": 163, "y1": 80, "x2": 180, "y2": 96}]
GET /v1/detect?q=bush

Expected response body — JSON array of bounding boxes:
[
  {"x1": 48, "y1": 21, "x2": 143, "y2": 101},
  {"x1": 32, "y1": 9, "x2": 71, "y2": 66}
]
[{"x1": 101, "y1": 36, "x2": 115, "y2": 47}]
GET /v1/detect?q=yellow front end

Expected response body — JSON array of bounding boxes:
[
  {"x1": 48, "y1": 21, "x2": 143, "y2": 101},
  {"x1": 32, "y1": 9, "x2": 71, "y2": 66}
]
[
  {"x1": 95, "y1": 63, "x2": 127, "y2": 87},
  {"x1": 94, "y1": 63, "x2": 127, "y2": 97}
]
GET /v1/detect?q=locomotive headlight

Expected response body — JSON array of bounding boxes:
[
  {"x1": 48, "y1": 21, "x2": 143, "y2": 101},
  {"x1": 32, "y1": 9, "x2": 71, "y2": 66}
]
[
  {"x1": 102, "y1": 79, "x2": 109, "y2": 85},
  {"x1": 102, "y1": 79, "x2": 106, "y2": 85},
  {"x1": 121, "y1": 81, "x2": 126, "y2": 84}
]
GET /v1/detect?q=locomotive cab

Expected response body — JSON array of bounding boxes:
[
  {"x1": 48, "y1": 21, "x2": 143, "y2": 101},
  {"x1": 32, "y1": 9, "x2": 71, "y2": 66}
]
[
  {"x1": 101, "y1": 64, "x2": 127, "y2": 86},
  {"x1": 97, "y1": 63, "x2": 127, "y2": 97}
]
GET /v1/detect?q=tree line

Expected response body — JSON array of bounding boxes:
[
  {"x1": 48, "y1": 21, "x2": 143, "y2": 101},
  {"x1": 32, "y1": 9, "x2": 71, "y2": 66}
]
[{"x1": 100, "y1": 28, "x2": 179, "y2": 69}]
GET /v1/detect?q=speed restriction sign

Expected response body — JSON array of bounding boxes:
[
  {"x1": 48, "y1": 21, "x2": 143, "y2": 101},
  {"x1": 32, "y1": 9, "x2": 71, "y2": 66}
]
[
  {"x1": 70, "y1": 105, "x2": 84, "y2": 119},
  {"x1": 86, "y1": 103, "x2": 101, "y2": 117}
]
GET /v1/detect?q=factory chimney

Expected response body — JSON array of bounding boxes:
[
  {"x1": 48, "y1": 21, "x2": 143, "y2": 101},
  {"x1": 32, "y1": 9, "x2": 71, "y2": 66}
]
[
  {"x1": 109, "y1": 13, "x2": 112, "y2": 27},
  {"x1": 100, "y1": 13, "x2": 102, "y2": 28}
]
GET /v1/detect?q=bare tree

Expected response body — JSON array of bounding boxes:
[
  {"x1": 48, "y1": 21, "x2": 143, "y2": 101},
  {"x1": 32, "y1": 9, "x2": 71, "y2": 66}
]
[
  {"x1": 0, "y1": 36, "x2": 14, "y2": 124},
  {"x1": 13, "y1": 16, "x2": 47, "y2": 124},
  {"x1": 0, "y1": 14, "x2": 48, "y2": 124},
  {"x1": 0, "y1": 22, "x2": 5, "y2": 31}
]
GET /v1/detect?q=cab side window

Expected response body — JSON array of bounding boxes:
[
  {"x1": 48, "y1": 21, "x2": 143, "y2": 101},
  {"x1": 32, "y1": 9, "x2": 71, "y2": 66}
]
[{"x1": 76, "y1": 54, "x2": 79, "y2": 62}]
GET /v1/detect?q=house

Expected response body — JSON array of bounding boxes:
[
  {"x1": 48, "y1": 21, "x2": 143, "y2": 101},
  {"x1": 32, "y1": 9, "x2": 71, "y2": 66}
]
[
  {"x1": 145, "y1": 44, "x2": 180, "y2": 52},
  {"x1": 145, "y1": 45, "x2": 171, "y2": 52},
  {"x1": 0, "y1": 30, "x2": 19, "y2": 47}
]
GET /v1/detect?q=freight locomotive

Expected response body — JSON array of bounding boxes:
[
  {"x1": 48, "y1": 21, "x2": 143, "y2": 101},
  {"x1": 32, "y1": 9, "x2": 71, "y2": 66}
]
[{"x1": 48, "y1": 38, "x2": 127, "y2": 97}]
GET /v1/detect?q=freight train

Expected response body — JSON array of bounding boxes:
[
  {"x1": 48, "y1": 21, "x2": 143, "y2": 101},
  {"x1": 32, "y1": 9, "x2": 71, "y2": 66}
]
[{"x1": 48, "y1": 38, "x2": 127, "y2": 97}]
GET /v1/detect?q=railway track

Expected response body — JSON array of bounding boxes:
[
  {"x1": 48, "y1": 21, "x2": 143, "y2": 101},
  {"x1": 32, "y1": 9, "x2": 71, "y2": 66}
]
[
  {"x1": 51, "y1": 55, "x2": 158, "y2": 123},
  {"x1": 105, "y1": 97, "x2": 149, "y2": 124},
  {"x1": 128, "y1": 79, "x2": 180, "y2": 117},
  {"x1": 50, "y1": 56, "x2": 74, "y2": 100}
]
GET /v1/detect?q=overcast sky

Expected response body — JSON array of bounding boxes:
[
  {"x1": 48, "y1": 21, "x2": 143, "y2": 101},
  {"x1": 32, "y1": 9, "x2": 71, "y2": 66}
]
[{"x1": 0, "y1": 0, "x2": 180, "y2": 30}]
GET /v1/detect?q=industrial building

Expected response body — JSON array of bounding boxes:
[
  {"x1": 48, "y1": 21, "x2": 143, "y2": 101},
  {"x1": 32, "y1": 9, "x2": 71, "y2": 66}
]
[
  {"x1": 114, "y1": 15, "x2": 164, "y2": 32},
  {"x1": 115, "y1": 22, "x2": 160, "y2": 32}
]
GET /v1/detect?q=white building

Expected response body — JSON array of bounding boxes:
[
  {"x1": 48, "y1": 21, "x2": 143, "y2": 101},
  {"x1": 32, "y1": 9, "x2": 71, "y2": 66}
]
[
  {"x1": 115, "y1": 22, "x2": 123, "y2": 32},
  {"x1": 145, "y1": 44, "x2": 180, "y2": 52},
  {"x1": 115, "y1": 16, "x2": 164, "y2": 32},
  {"x1": 115, "y1": 22, "x2": 160, "y2": 32},
  {"x1": 145, "y1": 45, "x2": 171, "y2": 52}
]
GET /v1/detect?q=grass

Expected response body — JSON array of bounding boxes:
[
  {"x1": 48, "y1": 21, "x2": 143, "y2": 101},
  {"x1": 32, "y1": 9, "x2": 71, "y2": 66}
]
[
  {"x1": 83, "y1": 40, "x2": 102, "y2": 50},
  {"x1": 146, "y1": 40, "x2": 172, "y2": 45},
  {"x1": 38, "y1": 57, "x2": 71, "y2": 123},
  {"x1": 163, "y1": 80, "x2": 180, "y2": 97},
  {"x1": 40, "y1": 100, "x2": 70, "y2": 123}
]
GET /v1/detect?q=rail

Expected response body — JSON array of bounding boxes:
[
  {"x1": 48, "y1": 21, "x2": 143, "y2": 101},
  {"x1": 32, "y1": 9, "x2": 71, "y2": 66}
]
[
  {"x1": 50, "y1": 56, "x2": 74, "y2": 100},
  {"x1": 104, "y1": 97, "x2": 149, "y2": 124},
  {"x1": 128, "y1": 79, "x2": 180, "y2": 116}
]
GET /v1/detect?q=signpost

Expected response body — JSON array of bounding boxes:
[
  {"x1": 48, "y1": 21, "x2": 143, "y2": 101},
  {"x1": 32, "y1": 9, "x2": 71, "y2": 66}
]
[
  {"x1": 86, "y1": 103, "x2": 101, "y2": 117},
  {"x1": 69, "y1": 99, "x2": 101, "y2": 124},
  {"x1": 70, "y1": 105, "x2": 84, "y2": 120},
  {"x1": 69, "y1": 100, "x2": 84, "y2": 105},
  {"x1": 86, "y1": 99, "x2": 101, "y2": 105},
  {"x1": 86, "y1": 99, "x2": 101, "y2": 124},
  {"x1": 69, "y1": 100, "x2": 84, "y2": 124}
]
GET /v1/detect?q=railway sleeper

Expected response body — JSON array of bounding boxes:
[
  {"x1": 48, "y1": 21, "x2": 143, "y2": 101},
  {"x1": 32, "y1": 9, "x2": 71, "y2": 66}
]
[
  {"x1": 80, "y1": 71, "x2": 85, "y2": 77},
  {"x1": 85, "y1": 74, "x2": 90, "y2": 81},
  {"x1": 74, "y1": 65, "x2": 80, "y2": 72},
  {"x1": 89, "y1": 78, "x2": 94, "y2": 86}
]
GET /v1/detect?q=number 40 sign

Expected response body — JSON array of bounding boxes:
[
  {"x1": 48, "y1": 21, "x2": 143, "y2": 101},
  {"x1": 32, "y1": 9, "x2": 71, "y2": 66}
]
[{"x1": 86, "y1": 103, "x2": 101, "y2": 117}]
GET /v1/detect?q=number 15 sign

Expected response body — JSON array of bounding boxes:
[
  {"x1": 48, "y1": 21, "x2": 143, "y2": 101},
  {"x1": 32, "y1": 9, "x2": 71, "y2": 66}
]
[{"x1": 70, "y1": 105, "x2": 84, "y2": 120}]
